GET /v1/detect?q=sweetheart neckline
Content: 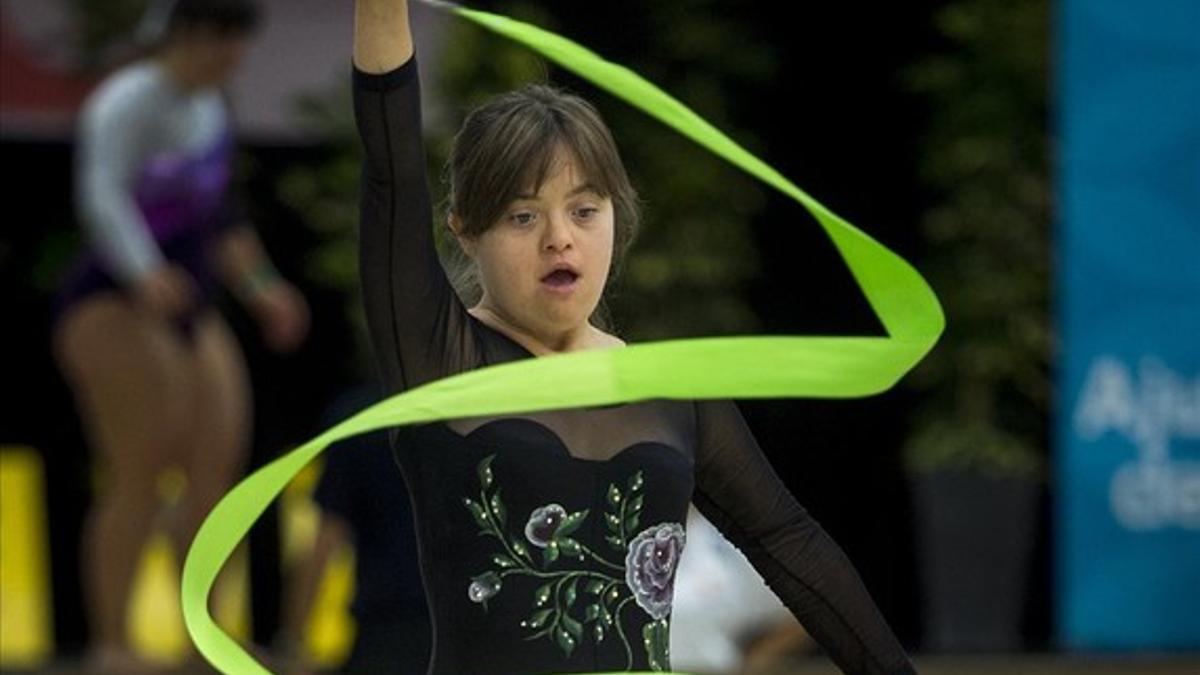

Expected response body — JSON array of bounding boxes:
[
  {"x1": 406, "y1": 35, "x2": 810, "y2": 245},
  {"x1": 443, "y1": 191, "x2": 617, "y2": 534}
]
[{"x1": 426, "y1": 417, "x2": 689, "y2": 467}]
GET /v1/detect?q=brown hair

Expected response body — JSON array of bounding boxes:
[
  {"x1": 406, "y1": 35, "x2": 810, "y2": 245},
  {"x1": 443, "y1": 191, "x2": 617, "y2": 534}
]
[
  {"x1": 138, "y1": 0, "x2": 262, "y2": 47},
  {"x1": 438, "y1": 82, "x2": 643, "y2": 333}
]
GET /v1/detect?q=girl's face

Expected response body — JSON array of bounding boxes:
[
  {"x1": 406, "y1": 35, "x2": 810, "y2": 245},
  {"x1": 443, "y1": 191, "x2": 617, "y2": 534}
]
[{"x1": 454, "y1": 144, "x2": 615, "y2": 341}]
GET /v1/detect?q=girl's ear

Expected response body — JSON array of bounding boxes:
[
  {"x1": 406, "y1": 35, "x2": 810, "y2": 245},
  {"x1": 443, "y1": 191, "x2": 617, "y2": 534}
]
[{"x1": 447, "y1": 212, "x2": 474, "y2": 258}]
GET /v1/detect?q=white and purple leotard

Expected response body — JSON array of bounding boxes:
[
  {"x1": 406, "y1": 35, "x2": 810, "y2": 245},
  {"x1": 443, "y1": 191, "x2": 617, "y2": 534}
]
[{"x1": 51, "y1": 59, "x2": 241, "y2": 342}]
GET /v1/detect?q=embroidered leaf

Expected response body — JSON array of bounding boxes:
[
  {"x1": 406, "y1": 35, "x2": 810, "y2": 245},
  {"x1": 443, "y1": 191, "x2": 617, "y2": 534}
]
[
  {"x1": 477, "y1": 454, "x2": 495, "y2": 490},
  {"x1": 594, "y1": 622, "x2": 605, "y2": 642},
  {"x1": 463, "y1": 498, "x2": 489, "y2": 529},
  {"x1": 584, "y1": 603, "x2": 600, "y2": 622},
  {"x1": 607, "y1": 484, "x2": 622, "y2": 507},
  {"x1": 564, "y1": 578, "x2": 578, "y2": 607},
  {"x1": 542, "y1": 540, "x2": 560, "y2": 566},
  {"x1": 625, "y1": 513, "x2": 640, "y2": 533},
  {"x1": 523, "y1": 608, "x2": 553, "y2": 629},
  {"x1": 604, "y1": 513, "x2": 621, "y2": 532},
  {"x1": 555, "y1": 627, "x2": 576, "y2": 657},
  {"x1": 534, "y1": 582, "x2": 552, "y2": 608},
  {"x1": 510, "y1": 539, "x2": 531, "y2": 563},
  {"x1": 628, "y1": 470, "x2": 643, "y2": 492},
  {"x1": 561, "y1": 613, "x2": 583, "y2": 640},
  {"x1": 628, "y1": 494, "x2": 644, "y2": 515},
  {"x1": 643, "y1": 618, "x2": 670, "y2": 671},
  {"x1": 489, "y1": 489, "x2": 506, "y2": 525},
  {"x1": 599, "y1": 602, "x2": 613, "y2": 626},
  {"x1": 586, "y1": 579, "x2": 605, "y2": 595},
  {"x1": 605, "y1": 534, "x2": 624, "y2": 550},
  {"x1": 558, "y1": 537, "x2": 581, "y2": 559},
  {"x1": 491, "y1": 554, "x2": 517, "y2": 569},
  {"x1": 554, "y1": 509, "x2": 589, "y2": 538}
]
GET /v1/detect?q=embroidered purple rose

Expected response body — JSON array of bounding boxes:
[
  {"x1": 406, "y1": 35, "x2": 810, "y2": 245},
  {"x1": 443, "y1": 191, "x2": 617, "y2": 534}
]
[
  {"x1": 624, "y1": 522, "x2": 686, "y2": 620},
  {"x1": 524, "y1": 503, "x2": 567, "y2": 548}
]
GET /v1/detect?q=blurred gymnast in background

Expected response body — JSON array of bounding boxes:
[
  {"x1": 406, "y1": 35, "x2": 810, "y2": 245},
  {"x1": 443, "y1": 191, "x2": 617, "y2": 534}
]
[{"x1": 49, "y1": 1, "x2": 309, "y2": 672}]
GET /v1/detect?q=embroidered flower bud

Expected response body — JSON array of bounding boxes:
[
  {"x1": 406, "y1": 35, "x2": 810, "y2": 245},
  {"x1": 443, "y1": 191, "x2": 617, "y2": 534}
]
[
  {"x1": 468, "y1": 571, "x2": 502, "y2": 603},
  {"x1": 524, "y1": 503, "x2": 567, "y2": 548}
]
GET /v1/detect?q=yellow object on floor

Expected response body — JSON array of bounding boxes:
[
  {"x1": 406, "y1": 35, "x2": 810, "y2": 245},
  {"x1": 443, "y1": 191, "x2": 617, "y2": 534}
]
[
  {"x1": 127, "y1": 530, "x2": 252, "y2": 665},
  {"x1": 279, "y1": 456, "x2": 355, "y2": 667},
  {"x1": 0, "y1": 446, "x2": 352, "y2": 668},
  {"x1": 0, "y1": 446, "x2": 54, "y2": 668},
  {"x1": 128, "y1": 467, "x2": 253, "y2": 665}
]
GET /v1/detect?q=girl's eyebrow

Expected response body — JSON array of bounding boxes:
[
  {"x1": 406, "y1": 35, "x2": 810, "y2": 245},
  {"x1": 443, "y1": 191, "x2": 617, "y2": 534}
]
[{"x1": 516, "y1": 182, "x2": 600, "y2": 200}]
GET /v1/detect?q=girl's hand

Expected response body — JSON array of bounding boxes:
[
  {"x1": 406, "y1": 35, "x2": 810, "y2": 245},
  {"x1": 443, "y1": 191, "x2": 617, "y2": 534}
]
[
  {"x1": 131, "y1": 263, "x2": 196, "y2": 319},
  {"x1": 246, "y1": 280, "x2": 310, "y2": 353}
]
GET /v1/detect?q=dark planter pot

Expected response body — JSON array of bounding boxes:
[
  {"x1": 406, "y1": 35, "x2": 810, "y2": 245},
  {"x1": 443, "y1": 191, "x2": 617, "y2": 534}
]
[{"x1": 912, "y1": 467, "x2": 1038, "y2": 652}]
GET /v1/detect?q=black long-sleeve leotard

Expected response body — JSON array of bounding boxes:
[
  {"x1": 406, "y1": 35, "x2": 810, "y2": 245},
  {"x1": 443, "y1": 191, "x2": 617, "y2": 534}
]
[{"x1": 353, "y1": 48, "x2": 916, "y2": 675}]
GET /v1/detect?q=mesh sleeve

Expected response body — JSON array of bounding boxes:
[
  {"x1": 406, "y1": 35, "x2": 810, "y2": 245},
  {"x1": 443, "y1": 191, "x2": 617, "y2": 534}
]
[
  {"x1": 691, "y1": 398, "x2": 917, "y2": 675},
  {"x1": 351, "y1": 49, "x2": 479, "y2": 397}
]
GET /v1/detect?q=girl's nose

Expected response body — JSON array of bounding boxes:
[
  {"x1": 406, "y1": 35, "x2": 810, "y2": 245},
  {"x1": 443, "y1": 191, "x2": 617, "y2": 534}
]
[{"x1": 543, "y1": 212, "x2": 573, "y2": 251}]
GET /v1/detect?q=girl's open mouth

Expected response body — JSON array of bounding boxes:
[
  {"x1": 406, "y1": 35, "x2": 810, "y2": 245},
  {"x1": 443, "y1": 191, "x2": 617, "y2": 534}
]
[{"x1": 541, "y1": 269, "x2": 579, "y2": 292}]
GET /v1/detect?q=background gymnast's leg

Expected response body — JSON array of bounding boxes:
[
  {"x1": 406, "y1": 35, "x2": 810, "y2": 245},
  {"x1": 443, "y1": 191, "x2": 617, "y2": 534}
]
[
  {"x1": 52, "y1": 292, "x2": 195, "y2": 674},
  {"x1": 169, "y1": 307, "x2": 255, "y2": 668}
]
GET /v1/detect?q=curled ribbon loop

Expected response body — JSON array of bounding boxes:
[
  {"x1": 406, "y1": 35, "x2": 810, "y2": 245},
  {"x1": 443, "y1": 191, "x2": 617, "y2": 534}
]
[{"x1": 181, "y1": 1, "x2": 946, "y2": 672}]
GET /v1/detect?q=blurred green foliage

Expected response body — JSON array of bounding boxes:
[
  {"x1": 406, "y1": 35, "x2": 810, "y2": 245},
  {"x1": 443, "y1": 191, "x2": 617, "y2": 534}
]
[
  {"x1": 900, "y1": 0, "x2": 1051, "y2": 478},
  {"x1": 72, "y1": 0, "x2": 152, "y2": 69}
]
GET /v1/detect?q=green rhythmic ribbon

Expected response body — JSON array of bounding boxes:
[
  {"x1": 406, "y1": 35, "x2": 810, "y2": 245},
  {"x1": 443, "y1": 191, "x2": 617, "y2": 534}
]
[{"x1": 181, "y1": 1, "x2": 946, "y2": 673}]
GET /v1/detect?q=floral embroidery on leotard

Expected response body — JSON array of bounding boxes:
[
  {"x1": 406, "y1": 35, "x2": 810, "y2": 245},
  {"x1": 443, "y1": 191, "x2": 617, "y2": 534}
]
[{"x1": 461, "y1": 453, "x2": 684, "y2": 671}]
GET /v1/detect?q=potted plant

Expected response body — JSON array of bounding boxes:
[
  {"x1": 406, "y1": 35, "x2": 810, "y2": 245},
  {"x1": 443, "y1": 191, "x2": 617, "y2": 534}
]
[{"x1": 899, "y1": 0, "x2": 1051, "y2": 652}]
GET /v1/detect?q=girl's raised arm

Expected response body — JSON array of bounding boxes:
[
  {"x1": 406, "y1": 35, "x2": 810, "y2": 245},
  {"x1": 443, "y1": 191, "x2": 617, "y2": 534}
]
[{"x1": 353, "y1": 0, "x2": 413, "y2": 74}]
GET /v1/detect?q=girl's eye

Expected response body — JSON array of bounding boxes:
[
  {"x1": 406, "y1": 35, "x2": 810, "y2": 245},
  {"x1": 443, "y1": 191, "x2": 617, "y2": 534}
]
[{"x1": 509, "y1": 206, "x2": 598, "y2": 227}]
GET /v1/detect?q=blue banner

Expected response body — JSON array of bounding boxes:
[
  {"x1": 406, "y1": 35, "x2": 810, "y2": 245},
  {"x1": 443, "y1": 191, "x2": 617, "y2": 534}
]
[{"x1": 1057, "y1": 0, "x2": 1200, "y2": 650}]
